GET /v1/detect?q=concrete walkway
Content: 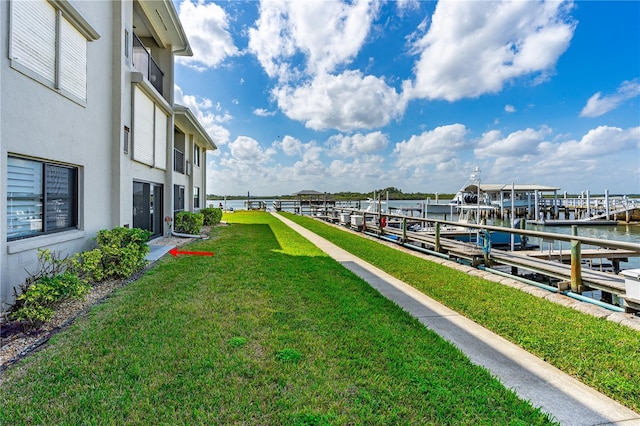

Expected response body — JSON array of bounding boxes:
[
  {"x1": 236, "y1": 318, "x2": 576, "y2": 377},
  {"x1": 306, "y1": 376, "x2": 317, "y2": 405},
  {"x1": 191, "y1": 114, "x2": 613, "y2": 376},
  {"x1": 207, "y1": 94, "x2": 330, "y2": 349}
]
[
  {"x1": 272, "y1": 213, "x2": 640, "y2": 426},
  {"x1": 146, "y1": 244, "x2": 175, "y2": 262}
]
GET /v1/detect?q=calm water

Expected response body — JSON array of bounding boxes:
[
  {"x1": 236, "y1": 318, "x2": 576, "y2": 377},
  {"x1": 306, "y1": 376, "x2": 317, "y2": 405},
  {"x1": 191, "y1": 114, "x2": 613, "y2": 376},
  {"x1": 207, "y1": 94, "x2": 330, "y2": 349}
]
[{"x1": 212, "y1": 198, "x2": 640, "y2": 270}]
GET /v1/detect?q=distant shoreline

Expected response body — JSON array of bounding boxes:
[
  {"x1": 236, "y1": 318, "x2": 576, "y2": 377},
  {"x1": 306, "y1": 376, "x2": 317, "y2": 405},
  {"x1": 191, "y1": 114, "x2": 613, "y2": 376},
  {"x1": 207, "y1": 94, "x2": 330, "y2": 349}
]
[{"x1": 207, "y1": 193, "x2": 640, "y2": 201}]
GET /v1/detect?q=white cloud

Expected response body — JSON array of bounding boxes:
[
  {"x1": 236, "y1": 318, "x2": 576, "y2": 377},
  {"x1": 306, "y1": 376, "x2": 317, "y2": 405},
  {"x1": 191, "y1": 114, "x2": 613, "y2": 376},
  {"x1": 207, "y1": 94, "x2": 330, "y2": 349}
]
[
  {"x1": 177, "y1": 0, "x2": 240, "y2": 71},
  {"x1": 280, "y1": 135, "x2": 302, "y2": 156},
  {"x1": 248, "y1": 0, "x2": 380, "y2": 81},
  {"x1": 328, "y1": 155, "x2": 386, "y2": 184},
  {"x1": 208, "y1": 154, "x2": 278, "y2": 195},
  {"x1": 174, "y1": 85, "x2": 231, "y2": 145},
  {"x1": 253, "y1": 108, "x2": 277, "y2": 117},
  {"x1": 229, "y1": 136, "x2": 275, "y2": 163},
  {"x1": 505, "y1": 104, "x2": 516, "y2": 113},
  {"x1": 580, "y1": 79, "x2": 640, "y2": 117},
  {"x1": 481, "y1": 126, "x2": 640, "y2": 189},
  {"x1": 327, "y1": 131, "x2": 388, "y2": 158},
  {"x1": 393, "y1": 124, "x2": 468, "y2": 167},
  {"x1": 409, "y1": 0, "x2": 575, "y2": 101},
  {"x1": 279, "y1": 135, "x2": 321, "y2": 159},
  {"x1": 273, "y1": 71, "x2": 405, "y2": 131},
  {"x1": 554, "y1": 126, "x2": 640, "y2": 158},
  {"x1": 396, "y1": 0, "x2": 420, "y2": 15},
  {"x1": 475, "y1": 126, "x2": 552, "y2": 158}
]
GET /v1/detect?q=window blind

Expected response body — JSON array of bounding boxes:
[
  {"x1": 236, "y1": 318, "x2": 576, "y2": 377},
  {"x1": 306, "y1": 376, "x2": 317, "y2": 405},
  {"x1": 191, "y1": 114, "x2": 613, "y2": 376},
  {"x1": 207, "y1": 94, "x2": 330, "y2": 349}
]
[{"x1": 7, "y1": 157, "x2": 44, "y2": 239}]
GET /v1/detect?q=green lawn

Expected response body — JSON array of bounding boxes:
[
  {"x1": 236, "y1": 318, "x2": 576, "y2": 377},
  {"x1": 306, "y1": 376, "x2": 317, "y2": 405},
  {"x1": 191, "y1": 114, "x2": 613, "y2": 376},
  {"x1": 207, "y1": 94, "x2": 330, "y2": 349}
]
[
  {"x1": 282, "y1": 211, "x2": 640, "y2": 413},
  {"x1": 0, "y1": 211, "x2": 554, "y2": 424}
]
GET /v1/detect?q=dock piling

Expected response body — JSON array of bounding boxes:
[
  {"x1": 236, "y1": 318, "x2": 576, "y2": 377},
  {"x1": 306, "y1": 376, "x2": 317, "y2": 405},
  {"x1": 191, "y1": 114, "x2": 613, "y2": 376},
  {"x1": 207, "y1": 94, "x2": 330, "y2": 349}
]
[{"x1": 570, "y1": 226, "x2": 583, "y2": 293}]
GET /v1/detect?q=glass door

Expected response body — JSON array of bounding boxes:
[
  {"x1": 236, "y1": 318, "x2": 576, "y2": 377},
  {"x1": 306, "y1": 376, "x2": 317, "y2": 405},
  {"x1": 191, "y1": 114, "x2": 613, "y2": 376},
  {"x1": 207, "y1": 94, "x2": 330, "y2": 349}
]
[{"x1": 133, "y1": 181, "x2": 162, "y2": 238}]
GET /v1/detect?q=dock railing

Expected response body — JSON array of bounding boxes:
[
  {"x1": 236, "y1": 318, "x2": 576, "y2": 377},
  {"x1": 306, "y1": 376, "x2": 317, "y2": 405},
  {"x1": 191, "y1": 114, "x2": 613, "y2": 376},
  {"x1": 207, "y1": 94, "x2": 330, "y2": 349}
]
[
  {"x1": 329, "y1": 207, "x2": 640, "y2": 298},
  {"x1": 540, "y1": 196, "x2": 638, "y2": 221}
]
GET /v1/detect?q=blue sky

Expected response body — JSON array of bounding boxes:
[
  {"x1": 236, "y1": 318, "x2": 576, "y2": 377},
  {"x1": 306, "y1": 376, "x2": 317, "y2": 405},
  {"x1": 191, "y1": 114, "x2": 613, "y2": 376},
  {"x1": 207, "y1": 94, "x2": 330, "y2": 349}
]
[{"x1": 173, "y1": 0, "x2": 640, "y2": 196}]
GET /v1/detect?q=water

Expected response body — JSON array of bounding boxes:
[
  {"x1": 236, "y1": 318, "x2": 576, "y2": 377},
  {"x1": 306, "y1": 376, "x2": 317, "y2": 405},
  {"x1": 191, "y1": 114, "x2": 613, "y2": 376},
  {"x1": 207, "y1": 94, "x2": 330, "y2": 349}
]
[{"x1": 210, "y1": 198, "x2": 640, "y2": 270}]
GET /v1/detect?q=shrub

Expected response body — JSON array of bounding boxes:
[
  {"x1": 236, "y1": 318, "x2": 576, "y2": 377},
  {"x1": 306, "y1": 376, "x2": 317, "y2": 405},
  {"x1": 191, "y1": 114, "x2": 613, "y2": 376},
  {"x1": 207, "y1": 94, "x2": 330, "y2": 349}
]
[
  {"x1": 78, "y1": 248, "x2": 106, "y2": 282},
  {"x1": 174, "y1": 211, "x2": 204, "y2": 235},
  {"x1": 9, "y1": 249, "x2": 87, "y2": 327},
  {"x1": 200, "y1": 207, "x2": 222, "y2": 226},
  {"x1": 80, "y1": 227, "x2": 151, "y2": 282},
  {"x1": 10, "y1": 272, "x2": 90, "y2": 327},
  {"x1": 8, "y1": 226, "x2": 150, "y2": 328}
]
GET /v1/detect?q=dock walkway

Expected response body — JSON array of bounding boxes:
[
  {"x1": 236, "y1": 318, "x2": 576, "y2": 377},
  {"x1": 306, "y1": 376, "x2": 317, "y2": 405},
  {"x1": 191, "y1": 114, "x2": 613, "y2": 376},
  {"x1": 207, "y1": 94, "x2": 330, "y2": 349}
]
[
  {"x1": 347, "y1": 221, "x2": 636, "y2": 299},
  {"x1": 272, "y1": 212, "x2": 640, "y2": 426},
  {"x1": 489, "y1": 248, "x2": 627, "y2": 294}
]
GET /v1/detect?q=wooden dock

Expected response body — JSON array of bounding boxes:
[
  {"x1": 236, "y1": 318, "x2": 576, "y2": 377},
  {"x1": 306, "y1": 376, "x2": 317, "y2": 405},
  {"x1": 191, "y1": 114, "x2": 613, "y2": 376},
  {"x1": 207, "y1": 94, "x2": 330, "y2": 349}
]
[
  {"x1": 520, "y1": 248, "x2": 634, "y2": 262},
  {"x1": 488, "y1": 249, "x2": 626, "y2": 295},
  {"x1": 377, "y1": 225, "x2": 629, "y2": 297},
  {"x1": 321, "y1": 210, "x2": 640, "y2": 308}
]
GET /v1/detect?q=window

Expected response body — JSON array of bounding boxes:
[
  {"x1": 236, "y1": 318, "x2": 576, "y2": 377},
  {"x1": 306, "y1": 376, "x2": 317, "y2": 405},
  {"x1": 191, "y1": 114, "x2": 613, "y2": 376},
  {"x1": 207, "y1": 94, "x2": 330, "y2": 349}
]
[
  {"x1": 9, "y1": 0, "x2": 98, "y2": 103},
  {"x1": 173, "y1": 149, "x2": 185, "y2": 174},
  {"x1": 174, "y1": 185, "x2": 185, "y2": 215},
  {"x1": 194, "y1": 187, "x2": 200, "y2": 209},
  {"x1": 7, "y1": 156, "x2": 78, "y2": 241},
  {"x1": 194, "y1": 145, "x2": 200, "y2": 167},
  {"x1": 125, "y1": 29, "x2": 130, "y2": 60}
]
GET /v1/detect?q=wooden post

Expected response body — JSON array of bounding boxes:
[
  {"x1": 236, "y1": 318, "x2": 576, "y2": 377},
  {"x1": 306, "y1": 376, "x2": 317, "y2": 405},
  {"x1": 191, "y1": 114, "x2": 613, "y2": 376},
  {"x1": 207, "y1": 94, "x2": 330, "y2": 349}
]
[
  {"x1": 402, "y1": 217, "x2": 407, "y2": 242},
  {"x1": 435, "y1": 222, "x2": 441, "y2": 253},
  {"x1": 570, "y1": 225, "x2": 582, "y2": 293}
]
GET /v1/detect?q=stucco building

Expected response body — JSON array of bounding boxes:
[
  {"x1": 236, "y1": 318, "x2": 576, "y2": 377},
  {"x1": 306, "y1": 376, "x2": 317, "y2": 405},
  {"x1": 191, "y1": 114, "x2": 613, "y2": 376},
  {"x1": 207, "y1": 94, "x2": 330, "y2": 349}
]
[{"x1": 0, "y1": 0, "x2": 216, "y2": 311}]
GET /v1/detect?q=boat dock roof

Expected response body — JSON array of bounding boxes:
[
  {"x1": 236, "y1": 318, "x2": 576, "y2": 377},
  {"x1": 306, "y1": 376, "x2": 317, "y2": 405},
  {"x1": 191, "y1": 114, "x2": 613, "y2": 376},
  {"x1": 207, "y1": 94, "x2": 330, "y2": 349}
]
[{"x1": 463, "y1": 184, "x2": 560, "y2": 193}]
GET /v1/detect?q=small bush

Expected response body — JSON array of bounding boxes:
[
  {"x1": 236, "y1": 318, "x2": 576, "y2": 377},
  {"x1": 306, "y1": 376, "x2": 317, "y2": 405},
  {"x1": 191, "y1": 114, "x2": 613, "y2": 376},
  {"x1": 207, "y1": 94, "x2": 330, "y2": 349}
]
[
  {"x1": 10, "y1": 272, "x2": 90, "y2": 326},
  {"x1": 78, "y1": 249, "x2": 106, "y2": 282},
  {"x1": 174, "y1": 211, "x2": 204, "y2": 234},
  {"x1": 9, "y1": 250, "x2": 88, "y2": 327},
  {"x1": 80, "y1": 227, "x2": 151, "y2": 282},
  {"x1": 200, "y1": 208, "x2": 222, "y2": 226}
]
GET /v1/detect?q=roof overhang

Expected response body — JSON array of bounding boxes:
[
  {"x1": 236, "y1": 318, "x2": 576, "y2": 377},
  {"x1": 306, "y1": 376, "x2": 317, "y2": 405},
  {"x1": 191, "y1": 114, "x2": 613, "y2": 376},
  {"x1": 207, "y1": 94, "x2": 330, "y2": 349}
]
[
  {"x1": 464, "y1": 184, "x2": 561, "y2": 193},
  {"x1": 292, "y1": 190, "x2": 325, "y2": 196},
  {"x1": 134, "y1": 0, "x2": 192, "y2": 56},
  {"x1": 174, "y1": 105, "x2": 217, "y2": 151}
]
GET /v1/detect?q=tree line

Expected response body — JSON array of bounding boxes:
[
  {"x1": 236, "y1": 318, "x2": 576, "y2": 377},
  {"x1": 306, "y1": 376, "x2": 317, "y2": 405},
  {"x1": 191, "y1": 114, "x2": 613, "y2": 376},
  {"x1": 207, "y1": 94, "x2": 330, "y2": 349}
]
[{"x1": 207, "y1": 187, "x2": 457, "y2": 201}]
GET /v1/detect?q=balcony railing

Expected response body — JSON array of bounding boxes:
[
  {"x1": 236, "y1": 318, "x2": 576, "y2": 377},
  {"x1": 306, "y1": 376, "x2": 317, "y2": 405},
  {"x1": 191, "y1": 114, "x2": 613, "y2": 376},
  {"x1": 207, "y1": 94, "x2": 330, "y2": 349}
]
[
  {"x1": 174, "y1": 149, "x2": 185, "y2": 174},
  {"x1": 132, "y1": 33, "x2": 164, "y2": 97}
]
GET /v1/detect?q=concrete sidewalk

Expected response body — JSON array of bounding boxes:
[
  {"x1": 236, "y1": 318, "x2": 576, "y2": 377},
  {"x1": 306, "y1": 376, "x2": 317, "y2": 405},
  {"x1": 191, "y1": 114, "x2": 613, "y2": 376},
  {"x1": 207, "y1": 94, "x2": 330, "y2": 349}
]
[{"x1": 272, "y1": 213, "x2": 640, "y2": 426}]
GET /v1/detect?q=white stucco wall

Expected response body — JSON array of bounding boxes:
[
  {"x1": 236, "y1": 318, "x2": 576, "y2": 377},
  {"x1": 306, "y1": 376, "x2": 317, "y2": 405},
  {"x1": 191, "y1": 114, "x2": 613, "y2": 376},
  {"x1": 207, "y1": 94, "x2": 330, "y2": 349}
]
[
  {"x1": 0, "y1": 1, "x2": 114, "y2": 310},
  {"x1": 1, "y1": 0, "x2": 195, "y2": 311}
]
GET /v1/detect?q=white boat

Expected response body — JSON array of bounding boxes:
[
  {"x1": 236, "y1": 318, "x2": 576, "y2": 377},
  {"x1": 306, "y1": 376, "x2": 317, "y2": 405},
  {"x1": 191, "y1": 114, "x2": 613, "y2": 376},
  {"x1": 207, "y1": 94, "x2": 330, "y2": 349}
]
[
  {"x1": 448, "y1": 205, "x2": 523, "y2": 248},
  {"x1": 407, "y1": 201, "x2": 525, "y2": 249},
  {"x1": 419, "y1": 167, "x2": 492, "y2": 215}
]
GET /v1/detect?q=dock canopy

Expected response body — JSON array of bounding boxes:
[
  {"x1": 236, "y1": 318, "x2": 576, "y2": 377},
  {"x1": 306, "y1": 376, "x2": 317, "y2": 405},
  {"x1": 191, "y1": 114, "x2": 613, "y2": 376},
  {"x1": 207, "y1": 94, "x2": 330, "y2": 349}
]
[
  {"x1": 291, "y1": 190, "x2": 325, "y2": 196},
  {"x1": 463, "y1": 184, "x2": 560, "y2": 193}
]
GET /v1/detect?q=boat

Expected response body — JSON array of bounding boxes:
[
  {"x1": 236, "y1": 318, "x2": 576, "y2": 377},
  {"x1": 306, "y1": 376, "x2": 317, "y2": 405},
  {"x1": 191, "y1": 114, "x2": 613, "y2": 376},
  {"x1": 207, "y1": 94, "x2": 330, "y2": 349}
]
[
  {"x1": 411, "y1": 167, "x2": 491, "y2": 216},
  {"x1": 445, "y1": 205, "x2": 524, "y2": 248},
  {"x1": 405, "y1": 204, "x2": 526, "y2": 249}
]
